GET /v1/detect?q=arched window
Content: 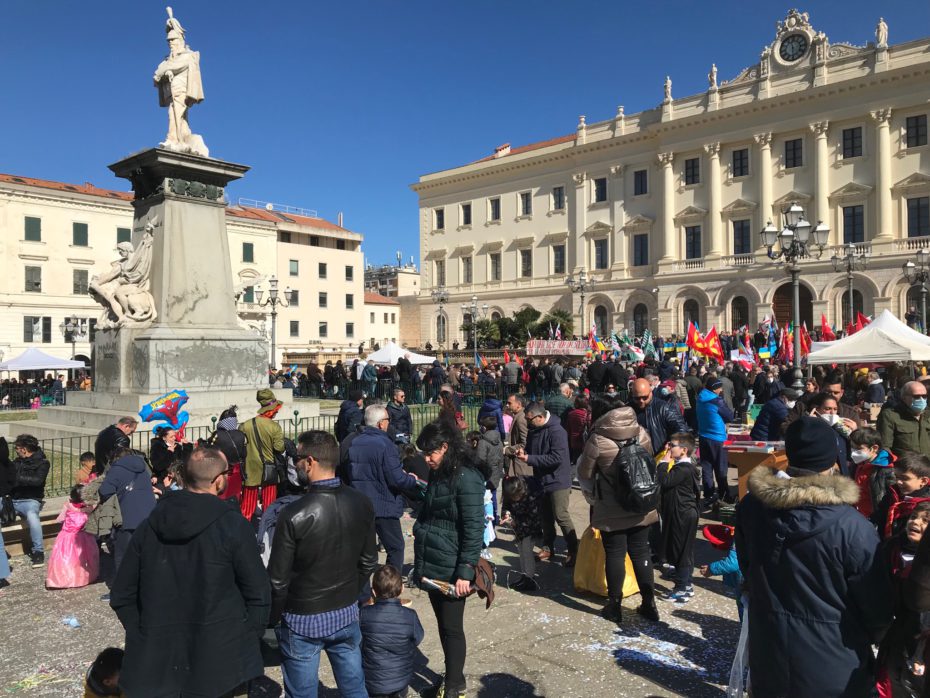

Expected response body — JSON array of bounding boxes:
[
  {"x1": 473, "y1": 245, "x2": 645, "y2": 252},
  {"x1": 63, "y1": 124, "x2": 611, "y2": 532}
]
[
  {"x1": 594, "y1": 305, "x2": 609, "y2": 337},
  {"x1": 841, "y1": 290, "x2": 864, "y2": 327},
  {"x1": 683, "y1": 299, "x2": 700, "y2": 328},
  {"x1": 491, "y1": 311, "x2": 502, "y2": 322},
  {"x1": 436, "y1": 315, "x2": 447, "y2": 344},
  {"x1": 731, "y1": 296, "x2": 749, "y2": 331},
  {"x1": 633, "y1": 304, "x2": 649, "y2": 336},
  {"x1": 907, "y1": 286, "x2": 927, "y2": 331}
]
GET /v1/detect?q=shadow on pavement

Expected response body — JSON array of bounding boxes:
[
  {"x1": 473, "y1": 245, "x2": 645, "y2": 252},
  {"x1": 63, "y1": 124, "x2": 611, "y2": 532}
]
[{"x1": 476, "y1": 672, "x2": 544, "y2": 697}]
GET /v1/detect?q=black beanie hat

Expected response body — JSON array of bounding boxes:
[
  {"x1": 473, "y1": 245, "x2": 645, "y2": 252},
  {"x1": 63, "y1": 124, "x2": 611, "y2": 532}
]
[{"x1": 784, "y1": 415, "x2": 838, "y2": 473}]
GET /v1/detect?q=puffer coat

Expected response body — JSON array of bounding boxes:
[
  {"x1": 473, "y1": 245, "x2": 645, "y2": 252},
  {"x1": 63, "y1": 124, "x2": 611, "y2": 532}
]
[{"x1": 576, "y1": 407, "x2": 656, "y2": 532}]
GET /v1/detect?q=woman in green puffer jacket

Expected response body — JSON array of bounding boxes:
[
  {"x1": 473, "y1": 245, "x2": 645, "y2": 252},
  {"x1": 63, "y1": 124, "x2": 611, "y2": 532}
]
[{"x1": 413, "y1": 420, "x2": 485, "y2": 698}]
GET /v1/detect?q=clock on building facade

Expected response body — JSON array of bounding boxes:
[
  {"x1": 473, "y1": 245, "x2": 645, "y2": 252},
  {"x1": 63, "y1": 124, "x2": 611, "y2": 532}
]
[{"x1": 779, "y1": 33, "x2": 809, "y2": 62}]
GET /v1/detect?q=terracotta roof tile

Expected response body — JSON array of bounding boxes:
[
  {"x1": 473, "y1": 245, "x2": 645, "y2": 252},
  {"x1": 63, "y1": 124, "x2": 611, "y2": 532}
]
[
  {"x1": 0, "y1": 172, "x2": 133, "y2": 201},
  {"x1": 232, "y1": 206, "x2": 349, "y2": 232},
  {"x1": 472, "y1": 133, "x2": 576, "y2": 163},
  {"x1": 364, "y1": 292, "x2": 400, "y2": 306}
]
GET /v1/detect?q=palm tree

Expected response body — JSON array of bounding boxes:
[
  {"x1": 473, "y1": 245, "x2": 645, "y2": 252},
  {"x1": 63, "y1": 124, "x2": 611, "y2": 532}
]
[{"x1": 539, "y1": 307, "x2": 574, "y2": 339}]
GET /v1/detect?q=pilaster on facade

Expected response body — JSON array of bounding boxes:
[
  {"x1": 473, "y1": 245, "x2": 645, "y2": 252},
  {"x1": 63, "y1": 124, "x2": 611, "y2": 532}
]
[
  {"x1": 811, "y1": 121, "x2": 830, "y2": 226},
  {"x1": 704, "y1": 142, "x2": 723, "y2": 258},
  {"x1": 870, "y1": 107, "x2": 894, "y2": 242},
  {"x1": 658, "y1": 152, "x2": 676, "y2": 266}
]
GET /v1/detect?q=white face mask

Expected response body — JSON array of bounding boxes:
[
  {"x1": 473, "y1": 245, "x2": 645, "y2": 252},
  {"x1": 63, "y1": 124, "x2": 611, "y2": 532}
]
[
  {"x1": 785, "y1": 400, "x2": 797, "y2": 409},
  {"x1": 850, "y1": 449, "x2": 872, "y2": 464},
  {"x1": 767, "y1": 376, "x2": 775, "y2": 384},
  {"x1": 820, "y1": 413, "x2": 840, "y2": 427}
]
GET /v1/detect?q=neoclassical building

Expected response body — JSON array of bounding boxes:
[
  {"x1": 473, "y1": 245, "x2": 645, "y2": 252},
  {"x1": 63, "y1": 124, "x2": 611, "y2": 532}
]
[{"x1": 412, "y1": 10, "x2": 930, "y2": 343}]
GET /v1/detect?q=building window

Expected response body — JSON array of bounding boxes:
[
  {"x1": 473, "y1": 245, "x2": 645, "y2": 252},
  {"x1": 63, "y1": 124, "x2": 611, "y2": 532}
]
[
  {"x1": 290, "y1": 290, "x2": 300, "y2": 307},
  {"x1": 594, "y1": 239, "x2": 609, "y2": 270},
  {"x1": 434, "y1": 208, "x2": 445, "y2": 230},
  {"x1": 490, "y1": 253, "x2": 501, "y2": 281},
  {"x1": 346, "y1": 322, "x2": 355, "y2": 338},
  {"x1": 336, "y1": 239, "x2": 346, "y2": 250},
  {"x1": 461, "y1": 203, "x2": 472, "y2": 226},
  {"x1": 633, "y1": 235, "x2": 649, "y2": 266},
  {"x1": 391, "y1": 313, "x2": 396, "y2": 323},
  {"x1": 434, "y1": 260, "x2": 445, "y2": 286},
  {"x1": 683, "y1": 299, "x2": 700, "y2": 327},
  {"x1": 843, "y1": 204, "x2": 865, "y2": 243},
  {"x1": 72, "y1": 222, "x2": 88, "y2": 247},
  {"x1": 520, "y1": 249, "x2": 532, "y2": 278},
  {"x1": 593, "y1": 177, "x2": 607, "y2": 203},
  {"x1": 633, "y1": 169, "x2": 648, "y2": 195},
  {"x1": 24, "y1": 216, "x2": 41, "y2": 242},
  {"x1": 553, "y1": 245, "x2": 566, "y2": 275},
  {"x1": 733, "y1": 219, "x2": 752, "y2": 254},
  {"x1": 117, "y1": 227, "x2": 131, "y2": 244},
  {"x1": 437, "y1": 315, "x2": 447, "y2": 343},
  {"x1": 23, "y1": 316, "x2": 51, "y2": 343},
  {"x1": 289, "y1": 321, "x2": 299, "y2": 337},
  {"x1": 242, "y1": 242, "x2": 254, "y2": 262},
  {"x1": 279, "y1": 231, "x2": 292, "y2": 243},
  {"x1": 784, "y1": 138, "x2": 803, "y2": 168},
  {"x1": 73, "y1": 269, "x2": 89, "y2": 295},
  {"x1": 25, "y1": 266, "x2": 41, "y2": 292},
  {"x1": 319, "y1": 292, "x2": 327, "y2": 308},
  {"x1": 383, "y1": 312, "x2": 388, "y2": 323},
  {"x1": 345, "y1": 266, "x2": 354, "y2": 281},
  {"x1": 519, "y1": 191, "x2": 532, "y2": 216},
  {"x1": 489, "y1": 197, "x2": 501, "y2": 221},
  {"x1": 907, "y1": 115, "x2": 928, "y2": 148},
  {"x1": 319, "y1": 262, "x2": 327, "y2": 279},
  {"x1": 242, "y1": 286, "x2": 254, "y2": 303},
  {"x1": 908, "y1": 197, "x2": 930, "y2": 238},
  {"x1": 684, "y1": 157, "x2": 700, "y2": 185},
  {"x1": 732, "y1": 149, "x2": 749, "y2": 177},
  {"x1": 685, "y1": 226, "x2": 702, "y2": 259},
  {"x1": 319, "y1": 321, "x2": 328, "y2": 338},
  {"x1": 370, "y1": 312, "x2": 375, "y2": 323},
  {"x1": 346, "y1": 293, "x2": 354, "y2": 309},
  {"x1": 594, "y1": 306, "x2": 608, "y2": 337},
  {"x1": 462, "y1": 257, "x2": 472, "y2": 284},
  {"x1": 310, "y1": 236, "x2": 320, "y2": 246},
  {"x1": 552, "y1": 186, "x2": 565, "y2": 210},
  {"x1": 289, "y1": 259, "x2": 299, "y2": 276},
  {"x1": 731, "y1": 296, "x2": 749, "y2": 329},
  {"x1": 842, "y1": 127, "x2": 863, "y2": 159},
  {"x1": 633, "y1": 304, "x2": 648, "y2": 335}
]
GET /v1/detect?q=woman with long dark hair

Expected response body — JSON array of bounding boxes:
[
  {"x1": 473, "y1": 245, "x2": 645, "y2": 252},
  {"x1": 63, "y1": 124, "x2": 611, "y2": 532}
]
[{"x1": 413, "y1": 421, "x2": 485, "y2": 698}]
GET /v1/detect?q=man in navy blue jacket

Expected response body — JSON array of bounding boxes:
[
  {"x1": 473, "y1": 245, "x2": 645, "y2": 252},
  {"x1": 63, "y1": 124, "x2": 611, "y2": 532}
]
[
  {"x1": 99, "y1": 449, "x2": 157, "y2": 571},
  {"x1": 347, "y1": 405, "x2": 419, "y2": 573},
  {"x1": 515, "y1": 402, "x2": 577, "y2": 565}
]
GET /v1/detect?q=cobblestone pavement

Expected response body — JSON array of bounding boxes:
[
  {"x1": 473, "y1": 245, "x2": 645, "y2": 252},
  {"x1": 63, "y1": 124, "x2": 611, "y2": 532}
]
[{"x1": 0, "y1": 491, "x2": 740, "y2": 697}]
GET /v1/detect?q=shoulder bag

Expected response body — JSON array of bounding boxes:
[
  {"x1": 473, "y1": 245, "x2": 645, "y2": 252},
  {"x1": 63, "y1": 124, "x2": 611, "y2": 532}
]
[{"x1": 250, "y1": 419, "x2": 282, "y2": 486}]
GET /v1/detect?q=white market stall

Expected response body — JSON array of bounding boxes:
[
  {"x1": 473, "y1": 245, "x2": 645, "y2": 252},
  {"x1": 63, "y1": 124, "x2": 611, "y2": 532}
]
[
  {"x1": 807, "y1": 317, "x2": 930, "y2": 365},
  {"x1": 809, "y1": 309, "x2": 930, "y2": 354},
  {"x1": 0, "y1": 348, "x2": 87, "y2": 372},
  {"x1": 366, "y1": 341, "x2": 436, "y2": 366}
]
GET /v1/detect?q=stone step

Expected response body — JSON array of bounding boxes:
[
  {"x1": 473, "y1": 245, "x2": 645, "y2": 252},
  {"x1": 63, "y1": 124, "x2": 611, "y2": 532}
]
[{"x1": 2, "y1": 496, "x2": 69, "y2": 557}]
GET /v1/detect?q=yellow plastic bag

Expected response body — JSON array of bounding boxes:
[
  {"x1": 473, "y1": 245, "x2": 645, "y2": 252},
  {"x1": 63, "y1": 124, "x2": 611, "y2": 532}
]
[{"x1": 572, "y1": 525, "x2": 640, "y2": 598}]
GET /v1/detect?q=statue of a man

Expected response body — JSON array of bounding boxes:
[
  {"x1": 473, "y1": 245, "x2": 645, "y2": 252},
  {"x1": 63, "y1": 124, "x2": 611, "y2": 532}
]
[
  {"x1": 153, "y1": 7, "x2": 207, "y2": 156},
  {"x1": 664, "y1": 76, "x2": 672, "y2": 102},
  {"x1": 876, "y1": 17, "x2": 888, "y2": 48},
  {"x1": 708, "y1": 64, "x2": 718, "y2": 90}
]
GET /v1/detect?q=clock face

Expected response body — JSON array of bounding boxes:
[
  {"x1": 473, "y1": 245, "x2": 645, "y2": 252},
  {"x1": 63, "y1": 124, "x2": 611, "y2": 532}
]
[{"x1": 779, "y1": 33, "x2": 809, "y2": 62}]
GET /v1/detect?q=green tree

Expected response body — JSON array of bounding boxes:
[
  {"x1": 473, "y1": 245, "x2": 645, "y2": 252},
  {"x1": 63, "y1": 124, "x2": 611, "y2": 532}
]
[
  {"x1": 459, "y1": 318, "x2": 500, "y2": 347},
  {"x1": 498, "y1": 307, "x2": 541, "y2": 346},
  {"x1": 539, "y1": 307, "x2": 574, "y2": 339}
]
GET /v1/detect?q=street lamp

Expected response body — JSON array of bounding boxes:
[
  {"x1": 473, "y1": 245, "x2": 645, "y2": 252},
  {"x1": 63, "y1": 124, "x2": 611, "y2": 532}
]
[
  {"x1": 460, "y1": 295, "x2": 489, "y2": 352},
  {"x1": 565, "y1": 268, "x2": 597, "y2": 333},
  {"x1": 255, "y1": 276, "x2": 291, "y2": 369},
  {"x1": 761, "y1": 203, "x2": 829, "y2": 388},
  {"x1": 903, "y1": 249, "x2": 930, "y2": 334},
  {"x1": 59, "y1": 315, "x2": 87, "y2": 381},
  {"x1": 431, "y1": 286, "x2": 449, "y2": 348},
  {"x1": 832, "y1": 243, "x2": 870, "y2": 328}
]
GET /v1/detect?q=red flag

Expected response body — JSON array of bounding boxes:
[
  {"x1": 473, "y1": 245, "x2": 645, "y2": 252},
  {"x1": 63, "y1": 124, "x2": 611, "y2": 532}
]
[
  {"x1": 503, "y1": 349, "x2": 510, "y2": 364},
  {"x1": 514, "y1": 354, "x2": 523, "y2": 367},
  {"x1": 856, "y1": 311, "x2": 871, "y2": 327},
  {"x1": 686, "y1": 322, "x2": 703, "y2": 353},
  {"x1": 821, "y1": 314, "x2": 836, "y2": 341},
  {"x1": 705, "y1": 327, "x2": 725, "y2": 363},
  {"x1": 846, "y1": 321, "x2": 855, "y2": 336},
  {"x1": 800, "y1": 322, "x2": 812, "y2": 357}
]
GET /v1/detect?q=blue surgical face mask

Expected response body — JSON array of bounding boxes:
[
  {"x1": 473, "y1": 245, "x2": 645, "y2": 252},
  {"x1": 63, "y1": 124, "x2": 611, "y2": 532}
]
[{"x1": 912, "y1": 397, "x2": 928, "y2": 413}]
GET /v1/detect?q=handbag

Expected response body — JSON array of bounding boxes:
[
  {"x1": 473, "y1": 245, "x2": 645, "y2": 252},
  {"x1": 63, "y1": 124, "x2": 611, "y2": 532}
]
[
  {"x1": 250, "y1": 419, "x2": 282, "y2": 486},
  {"x1": 0, "y1": 494, "x2": 14, "y2": 526}
]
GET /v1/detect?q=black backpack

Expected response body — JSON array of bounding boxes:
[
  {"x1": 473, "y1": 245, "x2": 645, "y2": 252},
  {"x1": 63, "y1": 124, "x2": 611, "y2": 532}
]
[{"x1": 609, "y1": 438, "x2": 658, "y2": 513}]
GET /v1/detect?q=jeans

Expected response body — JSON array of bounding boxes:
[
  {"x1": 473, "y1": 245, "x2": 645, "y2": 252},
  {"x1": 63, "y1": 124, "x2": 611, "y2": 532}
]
[
  {"x1": 540, "y1": 488, "x2": 578, "y2": 558},
  {"x1": 0, "y1": 526, "x2": 10, "y2": 578},
  {"x1": 375, "y1": 517, "x2": 405, "y2": 573},
  {"x1": 428, "y1": 589, "x2": 467, "y2": 691},
  {"x1": 601, "y1": 525, "x2": 654, "y2": 602},
  {"x1": 13, "y1": 499, "x2": 43, "y2": 555},
  {"x1": 699, "y1": 437, "x2": 729, "y2": 501},
  {"x1": 277, "y1": 621, "x2": 368, "y2": 698}
]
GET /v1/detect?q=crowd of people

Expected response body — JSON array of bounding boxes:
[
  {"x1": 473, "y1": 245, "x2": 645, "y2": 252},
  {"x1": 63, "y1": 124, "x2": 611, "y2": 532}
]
[{"x1": 5, "y1": 346, "x2": 930, "y2": 696}]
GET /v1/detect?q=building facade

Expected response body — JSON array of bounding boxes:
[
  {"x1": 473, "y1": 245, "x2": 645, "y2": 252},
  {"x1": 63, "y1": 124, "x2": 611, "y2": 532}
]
[
  {"x1": 363, "y1": 292, "x2": 401, "y2": 348},
  {"x1": 364, "y1": 260, "x2": 421, "y2": 298},
  {"x1": 413, "y1": 10, "x2": 930, "y2": 343}
]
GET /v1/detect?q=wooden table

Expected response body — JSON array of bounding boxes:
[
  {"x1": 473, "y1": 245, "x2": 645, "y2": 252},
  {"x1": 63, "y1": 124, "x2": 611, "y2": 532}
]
[{"x1": 728, "y1": 449, "x2": 788, "y2": 500}]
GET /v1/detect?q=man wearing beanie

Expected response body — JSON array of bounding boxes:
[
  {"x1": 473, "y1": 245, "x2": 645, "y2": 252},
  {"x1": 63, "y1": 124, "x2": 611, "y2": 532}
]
[
  {"x1": 735, "y1": 416, "x2": 892, "y2": 698},
  {"x1": 696, "y1": 376, "x2": 734, "y2": 509}
]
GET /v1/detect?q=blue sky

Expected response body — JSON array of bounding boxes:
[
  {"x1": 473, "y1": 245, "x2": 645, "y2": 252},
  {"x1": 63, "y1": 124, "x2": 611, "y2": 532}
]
[{"x1": 2, "y1": 2, "x2": 926, "y2": 267}]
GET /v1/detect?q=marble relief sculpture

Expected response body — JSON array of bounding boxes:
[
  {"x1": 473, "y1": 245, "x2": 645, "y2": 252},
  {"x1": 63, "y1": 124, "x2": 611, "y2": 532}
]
[
  {"x1": 89, "y1": 220, "x2": 158, "y2": 328},
  {"x1": 154, "y1": 7, "x2": 208, "y2": 156}
]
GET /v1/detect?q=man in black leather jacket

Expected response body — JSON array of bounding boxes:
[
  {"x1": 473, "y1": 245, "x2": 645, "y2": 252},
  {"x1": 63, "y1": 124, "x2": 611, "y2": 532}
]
[
  {"x1": 628, "y1": 378, "x2": 690, "y2": 453},
  {"x1": 268, "y1": 430, "x2": 378, "y2": 696},
  {"x1": 94, "y1": 416, "x2": 138, "y2": 473}
]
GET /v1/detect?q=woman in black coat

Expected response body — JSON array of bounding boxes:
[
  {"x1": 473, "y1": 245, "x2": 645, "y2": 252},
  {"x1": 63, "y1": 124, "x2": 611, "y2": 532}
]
[{"x1": 149, "y1": 426, "x2": 192, "y2": 483}]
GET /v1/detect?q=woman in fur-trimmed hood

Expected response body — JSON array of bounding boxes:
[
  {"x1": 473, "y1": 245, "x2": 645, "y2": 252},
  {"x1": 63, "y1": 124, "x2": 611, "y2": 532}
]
[{"x1": 735, "y1": 415, "x2": 893, "y2": 698}]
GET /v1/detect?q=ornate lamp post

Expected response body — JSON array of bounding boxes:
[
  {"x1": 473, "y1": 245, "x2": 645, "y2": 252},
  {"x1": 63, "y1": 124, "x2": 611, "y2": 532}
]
[
  {"x1": 59, "y1": 315, "x2": 87, "y2": 381},
  {"x1": 565, "y1": 268, "x2": 596, "y2": 333},
  {"x1": 903, "y1": 249, "x2": 930, "y2": 334},
  {"x1": 832, "y1": 243, "x2": 870, "y2": 328},
  {"x1": 760, "y1": 202, "x2": 829, "y2": 388},
  {"x1": 431, "y1": 286, "x2": 449, "y2": 349},
  {"x1": 255, "y1": 276, "x2": 291, "y2": 369},
  {"x1": 460, "y1": 295, "x2": 489, "y2": 351}
]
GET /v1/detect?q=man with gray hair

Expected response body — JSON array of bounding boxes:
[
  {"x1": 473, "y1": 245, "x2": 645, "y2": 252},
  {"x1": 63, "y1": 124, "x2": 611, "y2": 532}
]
[
  {"x1": 545, "y1": 383, "x2": 574, "y2": 420},
  {"x1": 347, "y1": 404, "x2": 419, "y2": 573},
  {"x1": 94, "y1": 416, "x2": 138, "y2": 471},
  {"x1": 878, "y1": 380, "x2": 930, "y2": 457}
]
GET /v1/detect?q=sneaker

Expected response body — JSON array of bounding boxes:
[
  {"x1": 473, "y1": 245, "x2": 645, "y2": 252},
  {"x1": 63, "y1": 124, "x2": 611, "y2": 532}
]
[
  {"x1": 666, "y1": 586, "x2": 694, "y2": 603},
  {"x1": 535, "y1": 548, "x2": 552, "y2": 562},
  {"x1": 480, "y1": 549, "x2": 493, "y2": 561},
  {"x1": 421, "y1": 681, "x2": 466, "y2": 698},
  {"x1": 509, "y1": 575, "x2": 540, "y2": 592},
  {"x1": 659, "y1": 564, "x2": 676, "y2": 580},
  {"x1": 30, "y1": 551, "x2": 45, "y2": 568}
]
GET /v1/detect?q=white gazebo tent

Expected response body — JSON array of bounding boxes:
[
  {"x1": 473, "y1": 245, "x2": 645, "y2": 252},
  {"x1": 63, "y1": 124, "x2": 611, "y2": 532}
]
[
  {"x1": 809, "y1": 309, "x2": 930, "y2": 355},
  {"x1": 807, "y1": 326, "x2": 930, "y2": 366},
  {"x1": 0, "y1": 348, "x2": 87, "y2": 372},
  {"x1": 366, "y1": 341, "x2": 436, "y2": 366}
]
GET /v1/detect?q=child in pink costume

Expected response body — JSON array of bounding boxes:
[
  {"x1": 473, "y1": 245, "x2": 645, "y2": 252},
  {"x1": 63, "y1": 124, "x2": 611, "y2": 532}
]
[{"x1": 46, "y1": 485, "x2": 99, "y2": 589}]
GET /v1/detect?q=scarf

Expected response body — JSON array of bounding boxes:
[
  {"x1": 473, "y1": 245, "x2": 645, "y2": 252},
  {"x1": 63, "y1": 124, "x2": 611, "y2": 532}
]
[{"x1": 217, "y1": 415, "x2": 238, "y2": 431}]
